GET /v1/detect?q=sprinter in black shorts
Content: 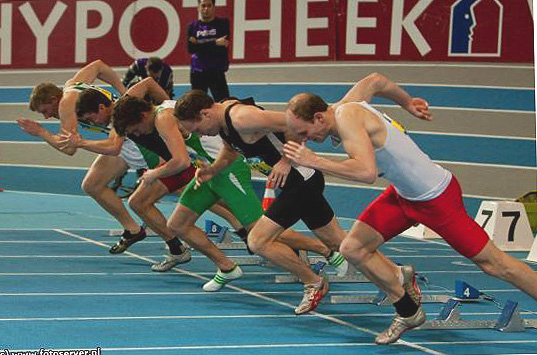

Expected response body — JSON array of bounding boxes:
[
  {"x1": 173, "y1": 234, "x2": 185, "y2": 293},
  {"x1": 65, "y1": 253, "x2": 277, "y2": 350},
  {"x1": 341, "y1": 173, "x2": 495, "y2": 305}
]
[{"x1": 174, "y1": 91, "x2": 349, "y2": 314}]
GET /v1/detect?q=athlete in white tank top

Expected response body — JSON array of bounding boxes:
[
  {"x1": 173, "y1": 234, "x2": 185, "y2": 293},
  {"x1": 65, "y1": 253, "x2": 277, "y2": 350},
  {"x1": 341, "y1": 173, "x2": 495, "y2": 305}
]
[{"x1": 344, "y1": 102, "x2": 452, "y2": 201}]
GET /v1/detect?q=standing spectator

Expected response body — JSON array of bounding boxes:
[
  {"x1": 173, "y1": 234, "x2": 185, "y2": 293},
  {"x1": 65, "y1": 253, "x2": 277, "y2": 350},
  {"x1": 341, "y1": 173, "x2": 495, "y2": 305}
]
[
  {"x1": 187, "y1": 0, "x2": 230, "y2": 102},
  {"x1": 122, "y1": 57, "x2": 174, "y2": 99}
]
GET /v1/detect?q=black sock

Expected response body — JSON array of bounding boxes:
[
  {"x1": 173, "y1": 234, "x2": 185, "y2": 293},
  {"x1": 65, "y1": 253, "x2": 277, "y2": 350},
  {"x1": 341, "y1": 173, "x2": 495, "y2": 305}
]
[
  {"x1": 123, "y1": 226, "x2": 145, "y2": 239},
  {"x1": 221, "y1": 264, "x2": 237, "y2": 273},
  {"x1": 166, "y1": 238, "x2": 184, "y2": 255},
  {"x1": 122, "y1": 229, "x2": 135, "y2": 239},
  {"x1": 393, "y1": 292, "x2": 419, "y2": 318},
  {"x1": 235, "y1": 228, "x2": 248, "y2": 241},
  {"x1": 235, "y1": 228, "x2": 254, "y2": 255}
]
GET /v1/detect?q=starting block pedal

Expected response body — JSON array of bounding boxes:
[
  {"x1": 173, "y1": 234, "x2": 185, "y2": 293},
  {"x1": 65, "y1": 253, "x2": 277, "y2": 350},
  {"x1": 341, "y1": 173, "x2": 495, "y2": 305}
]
[
  {"x1": 229, "y1": 255, "x2": 265, "y2": 266},
  {"x1": 231, "y1": 249, "x2": 308, "y2": 267},
  {"x1": 418, "y1": 298, "x2": 537, "y2": 331},
  {"x1": 331, "y1": 279, "x2": 481, "y2": 306},
  {"x1": 331, "y1": 290, "x2": 451, "y2": 305},
  {"x1": 205, "y1": 220, "x2": 229, "y2": 242},
  {"x1": 454, "y1": 280, "x2": 482, "y2": 300},
  {"x1": 204, "y1": 220, "x2": 248, "y2": 250},
  {"x1": 275, "y1": 260, "x2": 370, "y2": 283},
  {"x1": 108, "y1": 224, "x2": 158, "y2": 237}
]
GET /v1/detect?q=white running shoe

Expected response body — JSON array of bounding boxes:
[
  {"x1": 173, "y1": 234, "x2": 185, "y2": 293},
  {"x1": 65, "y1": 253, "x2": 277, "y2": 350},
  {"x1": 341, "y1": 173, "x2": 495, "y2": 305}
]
[{"x1": 202, "y1": 265, "x2": 243, "y2": 292}]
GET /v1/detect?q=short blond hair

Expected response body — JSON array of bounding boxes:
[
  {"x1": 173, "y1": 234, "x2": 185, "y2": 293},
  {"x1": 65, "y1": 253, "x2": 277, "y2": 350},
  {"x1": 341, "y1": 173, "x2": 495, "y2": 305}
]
[{"x1": 29, "y1": 82, "x2": 62, "y2": 111}]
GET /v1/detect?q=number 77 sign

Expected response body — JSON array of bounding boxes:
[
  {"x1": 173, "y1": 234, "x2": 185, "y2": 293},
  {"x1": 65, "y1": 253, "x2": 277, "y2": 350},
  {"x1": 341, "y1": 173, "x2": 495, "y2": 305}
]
[{"x1": 475, "y1": 201, "x2": 534, "y2": 251}]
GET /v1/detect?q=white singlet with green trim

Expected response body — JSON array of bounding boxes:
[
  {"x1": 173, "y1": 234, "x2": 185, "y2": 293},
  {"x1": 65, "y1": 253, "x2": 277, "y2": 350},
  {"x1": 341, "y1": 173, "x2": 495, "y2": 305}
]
[
  {"x1": 156, "y1": 100, "x2": 224, "y2": 166},
  {"x1": 65, "y1": 82, "x2": 150, "y2": 169}
]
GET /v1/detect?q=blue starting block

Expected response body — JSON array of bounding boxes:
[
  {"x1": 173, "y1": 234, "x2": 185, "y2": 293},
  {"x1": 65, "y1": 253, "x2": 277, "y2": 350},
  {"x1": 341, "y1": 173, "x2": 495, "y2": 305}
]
[
  {"x1": 331, "y1": 275, "x2": 456, "y2": 305},
  {"x1": 418, "y1": 297, "x2": 537, "y2": 331},
  {"x1": 454, "y1": 280, "x2": 481, "y2": 300},
  {"x1": 204, "y1": 220, "x2": 229, "y2": 243}
]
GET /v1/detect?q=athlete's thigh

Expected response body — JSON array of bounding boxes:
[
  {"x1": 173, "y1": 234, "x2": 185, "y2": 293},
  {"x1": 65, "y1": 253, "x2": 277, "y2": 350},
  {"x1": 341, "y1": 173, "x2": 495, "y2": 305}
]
[
  {"x1": 248, "y1": 215, "x2": 286, "y2": 245},
  {"x1": 265, "y1": 187, "x2": 302, "y2": 229},
  {"x1": 344, "y1": 219, "x2": 387, "y2": 252},
  {"x1": 178, "y1": 179, "x2": 220, "y2": 217},
  {"x1": 84, "y1": 154, "x2": 128, "y2": 186},
  {"x1": 129, "y1": 179, "x2": 169, "y2": 207},
  {"x1": 168, "y1": 201, "x2": 201, "y2": 232},
  {"x1": 359, "y1": 185, "x2": 415, "y2": 242}
]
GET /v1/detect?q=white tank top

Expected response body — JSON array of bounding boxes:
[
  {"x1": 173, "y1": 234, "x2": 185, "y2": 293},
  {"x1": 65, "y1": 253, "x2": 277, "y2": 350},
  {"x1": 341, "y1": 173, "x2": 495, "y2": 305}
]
[{"x1": 340, "y1": 102, "x2": 452, "y2": 201}]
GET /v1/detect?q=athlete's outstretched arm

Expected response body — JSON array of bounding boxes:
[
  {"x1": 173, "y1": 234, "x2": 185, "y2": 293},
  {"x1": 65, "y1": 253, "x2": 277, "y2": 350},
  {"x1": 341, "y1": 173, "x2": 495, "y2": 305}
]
[
  {"x1": 67, "y1": 60, "x2": 127, "y2": 95},
  {"x1": 336, "y1": 72, "x2": 432, "y2": 121},
  {"x1": 57, "y1": 128, "x2": 125, "y2": 156},
  {"x1": 142, "y1": 110, "x2": 191, "y2": 185},
  {"x1": 126, "y1": 77, "x2": 169, "y2": 104}
]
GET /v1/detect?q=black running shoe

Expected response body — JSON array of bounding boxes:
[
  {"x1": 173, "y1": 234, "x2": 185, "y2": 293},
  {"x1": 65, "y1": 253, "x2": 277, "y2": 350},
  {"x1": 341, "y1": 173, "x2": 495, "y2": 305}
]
[{"x1": 109, "y1": 227, "x2": 147, "y2": 254}]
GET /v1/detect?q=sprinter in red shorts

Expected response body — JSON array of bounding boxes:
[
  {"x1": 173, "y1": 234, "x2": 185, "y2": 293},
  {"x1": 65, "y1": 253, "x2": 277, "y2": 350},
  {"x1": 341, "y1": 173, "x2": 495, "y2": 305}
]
[{"x1": 284, "y1": 72, "x2": 537, "y2": 345}]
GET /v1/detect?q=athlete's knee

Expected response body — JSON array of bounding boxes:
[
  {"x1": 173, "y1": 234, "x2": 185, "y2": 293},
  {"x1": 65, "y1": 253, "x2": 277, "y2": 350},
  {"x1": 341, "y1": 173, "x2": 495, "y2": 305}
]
[
  {"x1": 166, "y1": 219, "x2": 181, "y2": 235},
  {"x1": 128, "y1": 194, "x2": 147, "y2": 214},
  {"x1": 81, "y1": 175, "x2": 101, "y2": 196},
  {"x1": 339, "y1": 237, "x2": 370, "y2": 265},
  {"x1": 246, "y1": 231, "x2": 266, "y2": 254}
]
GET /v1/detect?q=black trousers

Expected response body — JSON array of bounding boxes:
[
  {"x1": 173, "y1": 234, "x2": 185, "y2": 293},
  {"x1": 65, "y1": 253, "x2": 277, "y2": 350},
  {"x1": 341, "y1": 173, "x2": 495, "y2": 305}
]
[{"x1": 190, "y1": 70, "x2": 230, "y2": 102}]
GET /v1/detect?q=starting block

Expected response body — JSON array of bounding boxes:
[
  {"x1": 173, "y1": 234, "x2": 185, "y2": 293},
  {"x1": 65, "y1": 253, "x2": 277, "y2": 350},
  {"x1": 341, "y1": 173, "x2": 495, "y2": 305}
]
[
  {"x1": 475, "y1": 201, "x2": 534, "y2": 251},
  {"x1": 418, "y1": 298, "x2": 537, "y2": 332},
  {"x1": 204, "y1": 220, "x2": 247, "y2": 250},
  {"x1": 108, "y1": 224, "x2": 158, "y2": 237},
  {"x1": 331, "y1": 279, "x2": 482, "y2": 306},
  {"x1": 331, "y1": 290, "x2": 451, "y2": 305},
  {"x1": 205, "y1": 220, "x2": 229, "y2": 242},
  {"x1": 275, "y1": 259, "x2": 371, "y2": 283},
  {"x1": 230, "y1": 250, "x2": 309, "y2": 267}
]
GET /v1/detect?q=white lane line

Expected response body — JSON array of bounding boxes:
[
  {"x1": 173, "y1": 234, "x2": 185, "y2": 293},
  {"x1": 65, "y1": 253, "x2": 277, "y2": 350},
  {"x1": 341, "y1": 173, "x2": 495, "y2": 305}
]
[
  {"x1": 0, "y1": 254, "x2": 470, "y2": 259},
  {"x1": 10, "y1": 340, "x2": 536, "y2": 354},
  {"x1": 257, "y1": 102, "x2": 535, "y2": 114},
  {"x1": 52, "y1": 229, "x2": 444, "y2": 355},
  {"x1": 1, "y1": 310, "x2": 533, "y2": 322},
  {"x1": 409, "y1": 130, "x2": 536, "y2": 141},
  {"x1": 0, "y1": 270, "x2": 482, "y2": 277},
  {"x1": 0, "y1": 288, "x2": 522, "y2": 297}
]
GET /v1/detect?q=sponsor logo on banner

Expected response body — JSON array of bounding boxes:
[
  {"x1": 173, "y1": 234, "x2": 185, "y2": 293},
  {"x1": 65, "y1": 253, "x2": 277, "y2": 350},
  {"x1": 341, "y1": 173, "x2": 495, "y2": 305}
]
[{"x1": 449, "y1": 0, "x2": 504, "y2": 57}]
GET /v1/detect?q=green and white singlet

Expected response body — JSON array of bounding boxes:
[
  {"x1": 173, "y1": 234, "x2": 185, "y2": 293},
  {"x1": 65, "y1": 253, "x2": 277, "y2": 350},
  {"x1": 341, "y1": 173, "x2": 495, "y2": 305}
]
[
  {"x1": 65, "y1": 82, "x2": 159, "y2": 169},
  {"x1": 155, "y1": 100, "x2": 264, "y2": 226}
]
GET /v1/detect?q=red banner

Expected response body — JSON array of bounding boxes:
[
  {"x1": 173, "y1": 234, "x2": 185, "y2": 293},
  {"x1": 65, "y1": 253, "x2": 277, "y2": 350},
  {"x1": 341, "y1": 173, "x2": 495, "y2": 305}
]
[{"x1": 0, "y1": 0, "x2": 533, "y2": 69}]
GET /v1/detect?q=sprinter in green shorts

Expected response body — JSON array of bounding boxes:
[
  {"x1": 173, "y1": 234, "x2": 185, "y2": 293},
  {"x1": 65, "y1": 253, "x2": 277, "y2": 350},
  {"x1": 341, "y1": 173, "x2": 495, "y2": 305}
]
[{"x1": 112, "y1": 97, "x2": 348, "y2": 292}]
